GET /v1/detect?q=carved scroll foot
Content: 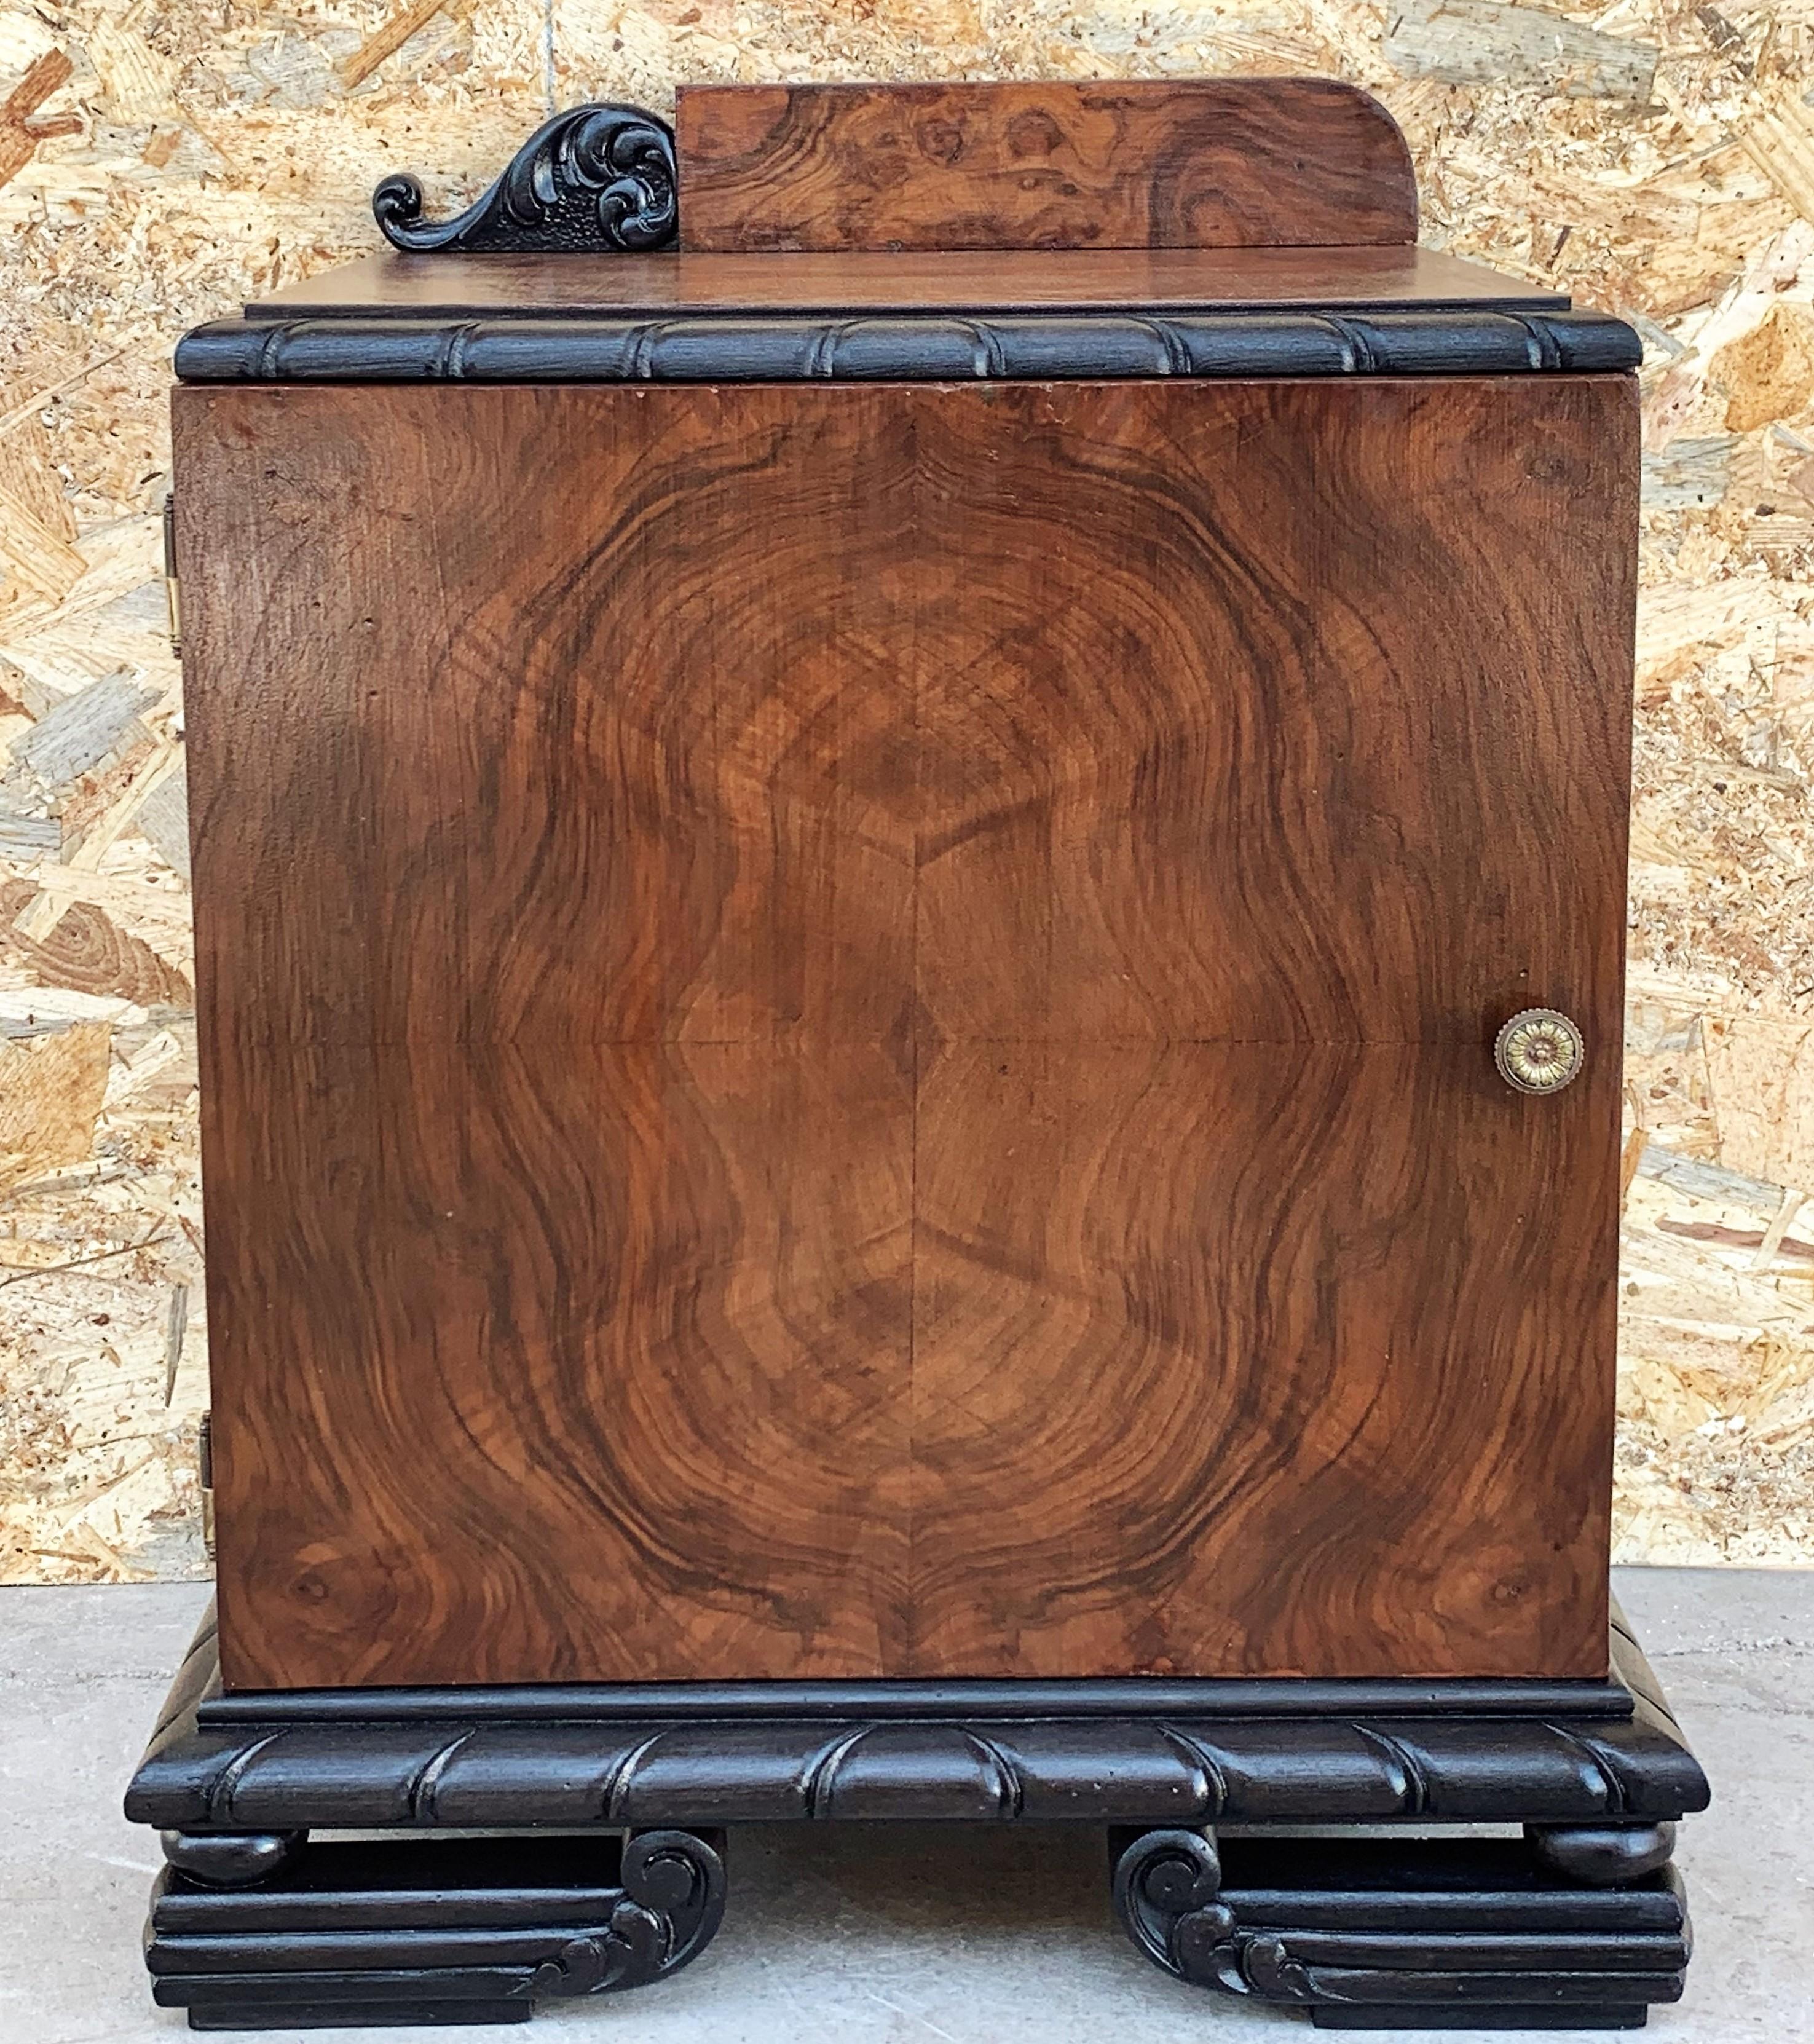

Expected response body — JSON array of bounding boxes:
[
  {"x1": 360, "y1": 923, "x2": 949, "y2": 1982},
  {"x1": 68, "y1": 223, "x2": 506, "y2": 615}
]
[
  {"x1": 1110, "y1": 1826, "x2": 1690, "y2": 2030},
  {"x1": 146, "y1": 1828, "x2": 726, "y2": 2027},
  {"x1": 1111, "y1": 1827, "x2": 1315, "y2": 1999}
]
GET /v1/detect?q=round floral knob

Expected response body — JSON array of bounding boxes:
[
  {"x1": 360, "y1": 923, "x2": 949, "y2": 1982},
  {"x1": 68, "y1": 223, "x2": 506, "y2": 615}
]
[{"x1": 1494, "y1": 1008, "x2": 1585, "y2": 1095}]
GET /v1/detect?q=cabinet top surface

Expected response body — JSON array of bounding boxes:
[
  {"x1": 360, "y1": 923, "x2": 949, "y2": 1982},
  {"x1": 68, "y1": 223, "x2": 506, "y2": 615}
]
[{"x1": 246, "y1": 244, "x2": 1569, "y2": 322}]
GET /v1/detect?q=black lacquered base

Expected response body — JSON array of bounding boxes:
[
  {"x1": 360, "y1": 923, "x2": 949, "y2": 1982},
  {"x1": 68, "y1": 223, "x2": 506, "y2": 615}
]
[{"x1": 125, "y1": 1600, "x2": 1708, "y2": 2030}]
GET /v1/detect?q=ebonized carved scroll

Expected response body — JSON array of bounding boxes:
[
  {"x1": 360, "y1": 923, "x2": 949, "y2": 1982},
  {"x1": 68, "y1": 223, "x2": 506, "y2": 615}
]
[
  {"x1": 1110, "y1": 1828, "x2": 1694, "y2": 2028},
  {"x1": 373, "y1": 103, "x2": 677, "y2": 253}
]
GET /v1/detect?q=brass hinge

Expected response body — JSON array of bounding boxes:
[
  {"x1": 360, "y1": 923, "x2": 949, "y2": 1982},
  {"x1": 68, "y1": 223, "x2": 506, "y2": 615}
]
[
  {"x1": 197, "y1": 1410, "x2": 215, "y2": 1561},
  {"x1": 162, "y1": 491, "x2": 182, "y2": 658}
]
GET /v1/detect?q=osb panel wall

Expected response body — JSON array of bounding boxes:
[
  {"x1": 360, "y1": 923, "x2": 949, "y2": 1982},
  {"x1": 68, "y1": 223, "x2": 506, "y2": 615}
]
[{"x1": 2, "y1": 1, "x2": 1812, "y2": 1583}]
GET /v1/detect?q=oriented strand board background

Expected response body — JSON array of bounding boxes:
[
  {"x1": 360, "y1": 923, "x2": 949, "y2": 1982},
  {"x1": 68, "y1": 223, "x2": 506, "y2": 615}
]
[{"x1": 2, "y1": 1, "x2": 1812, "y2": 1584}]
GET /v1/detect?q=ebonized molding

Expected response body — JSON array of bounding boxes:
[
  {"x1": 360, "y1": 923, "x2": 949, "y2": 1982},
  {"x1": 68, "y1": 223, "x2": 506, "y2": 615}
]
[
  {"x1": 127, "y1": 1606, "x2": 1708, "y2": 1834},
  {"x1": 174, "y1": 308, "x2": 1641, "y2": 385},
  {"x1": 373, "y1": 105, "x2": 677, "y2": 255}
]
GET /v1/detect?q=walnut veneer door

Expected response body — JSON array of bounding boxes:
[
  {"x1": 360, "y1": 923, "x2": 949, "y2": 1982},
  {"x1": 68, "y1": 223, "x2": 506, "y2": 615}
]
[{"x1": 176, "y1": 374, "x2": 1635, "y2": 1690}]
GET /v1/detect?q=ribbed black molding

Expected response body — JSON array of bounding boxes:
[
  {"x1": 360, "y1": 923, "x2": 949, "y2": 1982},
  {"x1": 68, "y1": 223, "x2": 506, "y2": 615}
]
[
  {"x1": 175, "y1": 309, "x2": 1641, "y2": 385},
  {"x1": 125, "y1": 1604, "x2": 1708, "y2": 1834}
]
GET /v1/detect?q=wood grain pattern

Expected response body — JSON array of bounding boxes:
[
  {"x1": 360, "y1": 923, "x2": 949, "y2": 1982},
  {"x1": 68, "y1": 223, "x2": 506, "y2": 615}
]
[
  {"x1": 674, "y1": 80, "x2": 1417, "y2": 253},
  {"x1": 249, "y1": 244, "x2": 1560, "y2": 321},
  {"x1": 908, "y1": 379, "x2": 1635, "y2": 1049},
  {"x1": 911, "y1": 1041, "x2": 1618, "y2": 1677},
  {"x1": 175, "y1": 373, "x2": 1635, "y2": 1689},
  {"x1": 182, "y1": 386, "x2": 921, "y2": 1686},
  {"x1": 203, "y1": 1037, "x2": 915, "y2": 1684}
]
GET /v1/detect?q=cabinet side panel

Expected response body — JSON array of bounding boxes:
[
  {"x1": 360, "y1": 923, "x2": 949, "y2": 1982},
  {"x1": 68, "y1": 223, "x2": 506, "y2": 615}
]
[{"x1": 176, "y1": 385, "x2": 918, "y2": 1687}]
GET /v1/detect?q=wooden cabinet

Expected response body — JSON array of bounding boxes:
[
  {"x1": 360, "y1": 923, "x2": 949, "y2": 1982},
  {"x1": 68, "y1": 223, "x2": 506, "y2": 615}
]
[{"x1": 127, "y1": 81, "x2": 1708, "y2": 2035}]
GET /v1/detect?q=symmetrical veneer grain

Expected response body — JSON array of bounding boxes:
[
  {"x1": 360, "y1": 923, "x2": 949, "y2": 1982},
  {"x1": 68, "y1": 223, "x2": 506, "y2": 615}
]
[{"x1": 173, "y1": 374, "x2": 1635, "y2": 1690}]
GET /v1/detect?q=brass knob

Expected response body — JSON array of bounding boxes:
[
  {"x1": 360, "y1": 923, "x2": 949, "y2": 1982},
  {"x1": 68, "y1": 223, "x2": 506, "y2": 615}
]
[{"x1": 1494, "y1": 1008, "x2": 1585, "y2": 1095}]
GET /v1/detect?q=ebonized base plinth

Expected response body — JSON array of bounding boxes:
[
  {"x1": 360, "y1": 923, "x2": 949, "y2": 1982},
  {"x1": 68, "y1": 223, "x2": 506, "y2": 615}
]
[{"x1": 125, "y1": 1602, "x2": 1708, "y2": 2031}]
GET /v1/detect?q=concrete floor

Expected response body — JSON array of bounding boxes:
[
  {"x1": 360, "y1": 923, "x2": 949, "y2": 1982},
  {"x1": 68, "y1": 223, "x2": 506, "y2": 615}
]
[{"x1": 2, "y1": 1569, "x2": 1809, "y2": 2043}]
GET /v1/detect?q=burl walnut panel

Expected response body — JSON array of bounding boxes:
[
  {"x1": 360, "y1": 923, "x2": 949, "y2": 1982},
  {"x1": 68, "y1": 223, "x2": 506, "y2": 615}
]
[
  {"x1": 173, "y1": 376, "x2": 1635, "y2": 1689},
  {"x1": 675, "y1": 81, "x2": 1417, "y2": 253}
]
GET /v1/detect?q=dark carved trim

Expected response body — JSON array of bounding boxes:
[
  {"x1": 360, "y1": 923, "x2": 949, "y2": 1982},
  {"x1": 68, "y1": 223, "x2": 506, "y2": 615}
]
[
  {"x1": 1110, "y1": 1829, "x2": 1692, "y2": 2027},
  {"x1": 125, "y1": 1608, "x2": 1709, "y2": 1836},
  {"x1": 175, "y1": 308, "x2": 1642, "y2": 385},
  {"x1": 373, "y1": 104, "x2": 677, "y2": 255},
  {"x1": 1112, "y1": 1826, "x2": 1233, "y2": 1977}
]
